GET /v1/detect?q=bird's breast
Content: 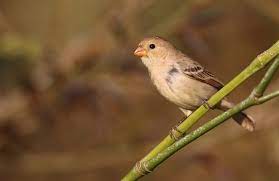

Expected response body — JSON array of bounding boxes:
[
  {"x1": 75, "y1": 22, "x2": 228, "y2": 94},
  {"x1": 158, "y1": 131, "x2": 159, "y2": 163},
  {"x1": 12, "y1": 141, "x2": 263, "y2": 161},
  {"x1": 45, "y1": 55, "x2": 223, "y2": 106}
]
[
  {"x1": 150, "y1": 66, "x2": 217, "y2": 110},
  {"x1": 150, "y1": 66, "x2": 194, "y2": 109}
]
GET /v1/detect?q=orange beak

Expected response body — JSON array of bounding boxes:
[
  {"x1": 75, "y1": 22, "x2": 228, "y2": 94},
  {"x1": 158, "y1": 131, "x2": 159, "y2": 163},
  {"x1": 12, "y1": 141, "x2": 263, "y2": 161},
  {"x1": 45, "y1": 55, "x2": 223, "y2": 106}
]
[{"x1": 134, "y1": 47, "x2": 147, "y2": 57}]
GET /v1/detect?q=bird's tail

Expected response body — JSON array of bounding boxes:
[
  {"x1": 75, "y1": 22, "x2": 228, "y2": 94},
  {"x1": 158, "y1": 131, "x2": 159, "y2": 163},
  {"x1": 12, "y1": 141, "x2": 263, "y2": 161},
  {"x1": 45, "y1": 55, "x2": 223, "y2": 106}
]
[{"x1": 218, "y1": 99, "x2": 256, "y2": 131}]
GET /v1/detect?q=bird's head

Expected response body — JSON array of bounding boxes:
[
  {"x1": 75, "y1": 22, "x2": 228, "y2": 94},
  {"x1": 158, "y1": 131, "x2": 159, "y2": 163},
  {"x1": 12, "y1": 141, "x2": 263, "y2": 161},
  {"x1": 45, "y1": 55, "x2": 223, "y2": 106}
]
[{"x1": 134, "y1": 37, "x2": 176, "y2": 67}]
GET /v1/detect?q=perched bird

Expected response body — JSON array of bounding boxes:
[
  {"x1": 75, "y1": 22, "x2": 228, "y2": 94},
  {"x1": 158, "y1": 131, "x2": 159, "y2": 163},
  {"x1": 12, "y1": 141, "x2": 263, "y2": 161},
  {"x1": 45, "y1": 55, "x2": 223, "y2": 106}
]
[{"x1": 134, "y1": 37, "x2": 255, "y2": 132}]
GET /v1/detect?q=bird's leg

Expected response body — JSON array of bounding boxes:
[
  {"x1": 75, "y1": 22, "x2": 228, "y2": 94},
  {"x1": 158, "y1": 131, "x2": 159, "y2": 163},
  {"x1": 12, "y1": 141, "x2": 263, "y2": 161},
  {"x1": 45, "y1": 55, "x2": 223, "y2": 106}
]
[
  {"x1": 169, "y1": 123, "x2": 184, "y2": 141},
  {"x1": 179, "y1": 108, "x2": 193, "y2": 118},
  {"x1": 169, "y1": 110, "x2": 192, "y2": 141},
  {"x1": 170, "y1": 116, "x2": 186, "y2": 140},
  {"x1": 202, "y1": 99, "x2": 214, "y2": 109}
]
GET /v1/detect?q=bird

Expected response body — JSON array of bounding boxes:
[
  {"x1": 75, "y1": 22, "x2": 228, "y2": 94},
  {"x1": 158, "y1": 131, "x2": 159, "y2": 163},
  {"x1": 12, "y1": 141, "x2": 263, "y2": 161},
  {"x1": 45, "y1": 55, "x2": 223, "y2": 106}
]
[{"x1": 134, "y1": 36, "x2": 255, "y2": 132}]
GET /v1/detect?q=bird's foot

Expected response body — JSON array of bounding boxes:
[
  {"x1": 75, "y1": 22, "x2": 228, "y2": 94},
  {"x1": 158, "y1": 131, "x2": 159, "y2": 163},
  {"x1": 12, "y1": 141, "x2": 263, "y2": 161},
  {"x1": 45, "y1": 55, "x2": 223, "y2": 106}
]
[
  {"x1": 169, "y1": 125, "x2": 184, "y2": 141},
  {"x1": 135, "y1": 161, "x2": 152, "y2": 176},
  {"x1": 202, "y1": 99, "x2": 214, "y2": 109}
]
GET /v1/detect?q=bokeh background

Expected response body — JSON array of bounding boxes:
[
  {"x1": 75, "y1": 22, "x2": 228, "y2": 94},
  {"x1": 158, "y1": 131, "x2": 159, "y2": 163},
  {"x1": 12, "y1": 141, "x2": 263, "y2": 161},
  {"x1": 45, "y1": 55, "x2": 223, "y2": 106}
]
[{"x1": 0, "y1": 0, "x2": 279, "y2": 180}]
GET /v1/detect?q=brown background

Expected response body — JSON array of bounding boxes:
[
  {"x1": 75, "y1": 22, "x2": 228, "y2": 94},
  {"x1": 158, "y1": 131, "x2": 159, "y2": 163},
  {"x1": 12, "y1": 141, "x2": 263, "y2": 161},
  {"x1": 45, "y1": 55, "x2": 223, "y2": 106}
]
[{"x1": 0, "y1": 0, "x2": 279, "y2": 180}]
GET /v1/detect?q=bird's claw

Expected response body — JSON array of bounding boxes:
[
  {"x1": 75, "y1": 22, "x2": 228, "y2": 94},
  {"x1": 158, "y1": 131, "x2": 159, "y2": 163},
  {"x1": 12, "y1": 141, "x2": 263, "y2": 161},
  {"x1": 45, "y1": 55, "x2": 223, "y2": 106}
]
[
  {"x1": 135, "y1": 161, "x2": 152, "y2": 176},
  {"x1": 202, "y1": 99, "x2": 214, "y2": 109},
  {"x1": 169, "y1": 126, "x2": 184, "y2": 141}
]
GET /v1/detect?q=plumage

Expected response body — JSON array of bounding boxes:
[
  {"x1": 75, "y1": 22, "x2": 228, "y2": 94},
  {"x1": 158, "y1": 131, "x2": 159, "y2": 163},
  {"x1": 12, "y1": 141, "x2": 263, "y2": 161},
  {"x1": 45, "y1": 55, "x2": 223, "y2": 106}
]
[
  {"x1": 177, "y1": 60, "x2": 224, "y2": 90},
  {"x1": 134, "y1": 36, "x2": 255, "y2": 131}
]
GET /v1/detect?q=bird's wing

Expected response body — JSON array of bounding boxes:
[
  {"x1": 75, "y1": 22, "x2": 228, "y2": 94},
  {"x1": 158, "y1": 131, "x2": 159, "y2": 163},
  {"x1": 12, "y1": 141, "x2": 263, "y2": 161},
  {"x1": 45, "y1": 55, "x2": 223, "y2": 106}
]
[{"x1": 177, "y1": 59, "x2": 224, "y2": 90}]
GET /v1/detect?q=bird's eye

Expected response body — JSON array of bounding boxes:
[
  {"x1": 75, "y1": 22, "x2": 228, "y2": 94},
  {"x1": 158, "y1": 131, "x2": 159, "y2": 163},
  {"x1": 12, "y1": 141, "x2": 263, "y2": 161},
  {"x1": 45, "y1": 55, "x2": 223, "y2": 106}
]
[{"x1": 149, "y1": 44, "x2": 155, "y2": 49}]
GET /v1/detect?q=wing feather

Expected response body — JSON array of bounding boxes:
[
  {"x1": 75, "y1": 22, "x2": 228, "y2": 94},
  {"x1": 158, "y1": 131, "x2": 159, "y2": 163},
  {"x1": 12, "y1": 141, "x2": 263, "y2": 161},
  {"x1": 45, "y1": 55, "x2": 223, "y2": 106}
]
[{"x1": 177, "y1": 60, "x2": 224, "y2": 90}]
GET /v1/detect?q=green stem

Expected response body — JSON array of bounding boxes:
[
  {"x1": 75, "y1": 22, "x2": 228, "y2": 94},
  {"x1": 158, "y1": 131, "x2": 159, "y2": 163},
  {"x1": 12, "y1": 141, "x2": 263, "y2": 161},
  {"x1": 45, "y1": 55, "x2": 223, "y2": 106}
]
[
  {"x1": 258, "y1": 90, "x2": 279, "y2": 103},
  {"x1": 123, "y1": 96, "x2": 254, "y2": 180},
  {"x1": 252, "y1": 55, "x2": 279, "y2": 97},
  {"x1": 145, "y1": 97, "x2": 254, "y2": 173},
  {"x1": 121, "y1": 40, "x2": 279, "y2": 181},
  {"x1": 126, "y1": 89, "x2": 278, "y2": 180},
  {"x1": 125, "y1": 90, "x2": 278, "y2": 181}
]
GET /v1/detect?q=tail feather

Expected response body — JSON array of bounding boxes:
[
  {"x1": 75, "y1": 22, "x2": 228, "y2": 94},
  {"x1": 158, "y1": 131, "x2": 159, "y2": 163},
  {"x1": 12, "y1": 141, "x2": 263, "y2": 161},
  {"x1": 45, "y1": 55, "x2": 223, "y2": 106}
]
[
  {"x1": 232, "y1": 112, "x2": 255, "y2": 132},
  {"x1": 218, "y1": 99, "x2": 256, "y2": 131}
]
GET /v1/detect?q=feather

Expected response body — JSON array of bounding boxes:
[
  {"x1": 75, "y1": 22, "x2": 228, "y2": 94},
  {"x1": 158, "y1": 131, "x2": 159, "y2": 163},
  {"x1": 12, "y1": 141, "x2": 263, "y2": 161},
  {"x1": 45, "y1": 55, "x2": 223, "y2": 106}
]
[{"x1": 177, "y1": 59, "x2": 224, "y2": 90}]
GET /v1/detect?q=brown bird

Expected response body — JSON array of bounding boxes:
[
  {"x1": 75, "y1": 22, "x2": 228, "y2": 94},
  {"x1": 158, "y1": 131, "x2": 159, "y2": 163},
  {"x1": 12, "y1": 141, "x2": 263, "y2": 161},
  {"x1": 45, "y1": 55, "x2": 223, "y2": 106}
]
[{"x1": 134, "y1": 37, "x2": 255, "y2": 131}]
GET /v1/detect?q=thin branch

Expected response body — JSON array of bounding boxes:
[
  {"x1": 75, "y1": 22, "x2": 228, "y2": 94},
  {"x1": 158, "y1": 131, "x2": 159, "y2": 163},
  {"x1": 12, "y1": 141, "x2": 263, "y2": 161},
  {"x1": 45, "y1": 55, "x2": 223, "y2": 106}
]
[
  {"x1": 122, "y1": 41, "x2": 279, "y2": 180},
  {"x1": 144, "y1": 97, "x2": 254, "y2": 174},
  {"x1": 252, "y1": 55, "x2": 279, "y2": 97},
  {"x1": 257, "y1": 90, "x2": 279, "y2": 104},
  {"x1": 123, "y1": 95, "x2": 253, "y2": 180}
]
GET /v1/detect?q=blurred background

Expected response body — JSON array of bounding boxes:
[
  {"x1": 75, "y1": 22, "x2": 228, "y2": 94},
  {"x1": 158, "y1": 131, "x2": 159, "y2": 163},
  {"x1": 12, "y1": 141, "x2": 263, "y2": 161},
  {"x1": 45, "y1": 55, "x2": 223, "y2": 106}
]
[{"x1": 0, "y1": 0, "x2": 279, "y2": 180}]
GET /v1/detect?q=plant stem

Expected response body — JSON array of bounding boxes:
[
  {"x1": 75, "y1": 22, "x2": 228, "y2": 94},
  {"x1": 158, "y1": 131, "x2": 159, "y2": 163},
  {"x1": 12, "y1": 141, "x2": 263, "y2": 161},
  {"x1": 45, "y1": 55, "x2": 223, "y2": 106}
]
[
  {"x1": 145, "y1": 98, "x2": 254, "y2": 173},
  {"x1": 122, "y1": 41, "x2": 279, "y2": 181},
  {"x1": 258, "y1": 90, "x2": 279, "y2": 103},
  {"x1": 138, "y1": 89, "x2": 279, "y2": 177},
  {"x1": 252, "y1": 54, "x2": 279, "y2": 97}
]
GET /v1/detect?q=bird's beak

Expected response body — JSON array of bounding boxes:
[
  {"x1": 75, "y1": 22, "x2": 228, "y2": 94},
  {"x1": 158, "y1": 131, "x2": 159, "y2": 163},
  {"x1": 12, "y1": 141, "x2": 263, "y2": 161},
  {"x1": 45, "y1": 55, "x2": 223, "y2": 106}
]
[{"x1": 134, "y1": 47, "x2": 147, "y2": 57}]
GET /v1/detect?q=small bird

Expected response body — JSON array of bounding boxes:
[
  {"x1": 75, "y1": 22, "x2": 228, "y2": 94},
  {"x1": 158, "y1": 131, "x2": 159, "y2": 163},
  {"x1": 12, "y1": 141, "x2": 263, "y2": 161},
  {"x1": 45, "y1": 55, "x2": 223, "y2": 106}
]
[{"x1": 134, "y1": 37, "x2": 255, "y2": 131}]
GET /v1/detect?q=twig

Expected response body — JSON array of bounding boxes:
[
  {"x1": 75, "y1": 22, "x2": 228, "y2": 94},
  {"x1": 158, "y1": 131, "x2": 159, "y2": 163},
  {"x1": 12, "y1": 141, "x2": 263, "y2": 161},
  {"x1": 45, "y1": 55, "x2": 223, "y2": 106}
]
[{"x1": 122, "y1": 41, "x2": 279, "y2": 180}]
